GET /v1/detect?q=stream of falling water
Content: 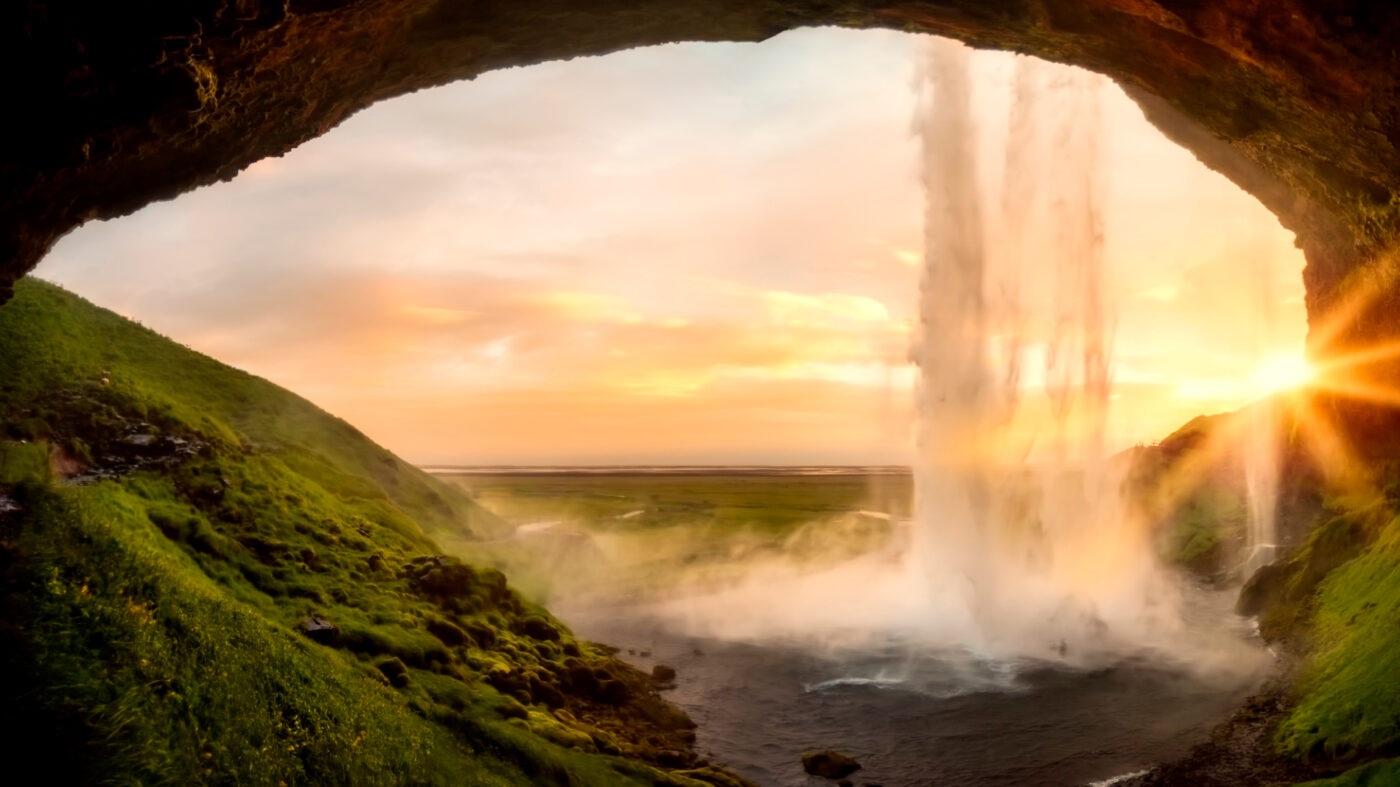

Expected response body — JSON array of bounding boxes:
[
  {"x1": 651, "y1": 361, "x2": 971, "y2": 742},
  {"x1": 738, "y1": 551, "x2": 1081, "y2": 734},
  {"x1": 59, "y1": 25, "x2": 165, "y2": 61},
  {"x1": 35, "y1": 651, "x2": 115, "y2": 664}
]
[
  {"x1": 552, "y1": 38, "x2": 1276, "y2": 786},
  {"x1": 571, "y1": 39, "x2": 1270, "y2": 675},
  {"x1": 1243, "y1": 258, "x2": 1282, "y2": 574},
  {"x1": 910, "y1": 38, "x2": 1182, "y2": 659}
]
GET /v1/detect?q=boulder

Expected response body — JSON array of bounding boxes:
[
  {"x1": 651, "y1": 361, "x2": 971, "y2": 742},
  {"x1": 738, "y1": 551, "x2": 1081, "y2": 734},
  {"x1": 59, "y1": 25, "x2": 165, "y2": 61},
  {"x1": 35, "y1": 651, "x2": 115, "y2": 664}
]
[
  {"x1": 801, "y1": 750, "x2": 862, "y2": 780},
  {"x1": 651, "y1": 664, "x2": 677, "y2": 682},
  {"x1": 298, "y1": 616, "x2": 338, "y2": 646}
]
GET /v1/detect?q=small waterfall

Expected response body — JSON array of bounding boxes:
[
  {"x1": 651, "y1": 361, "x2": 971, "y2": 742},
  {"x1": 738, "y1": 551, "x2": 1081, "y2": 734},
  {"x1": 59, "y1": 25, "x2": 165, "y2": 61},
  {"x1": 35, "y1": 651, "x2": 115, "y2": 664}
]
[
  {"x1": 911, "y1": 38, "x2": 1173, "y2": 658},
  {"x1": 1242, "y1": 252, "x2": 1282, "y2": 574},
  {"x1": 1242, "y1": 401, "x2": 1281, "y2": 573}
]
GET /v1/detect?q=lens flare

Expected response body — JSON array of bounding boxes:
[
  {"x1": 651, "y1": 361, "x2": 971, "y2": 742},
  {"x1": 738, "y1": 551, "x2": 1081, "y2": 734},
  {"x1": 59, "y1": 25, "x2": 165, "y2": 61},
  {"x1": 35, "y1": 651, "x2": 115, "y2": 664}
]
[{"x1": 1250, "y1": 353, "x2": 1314, "y2": 396}]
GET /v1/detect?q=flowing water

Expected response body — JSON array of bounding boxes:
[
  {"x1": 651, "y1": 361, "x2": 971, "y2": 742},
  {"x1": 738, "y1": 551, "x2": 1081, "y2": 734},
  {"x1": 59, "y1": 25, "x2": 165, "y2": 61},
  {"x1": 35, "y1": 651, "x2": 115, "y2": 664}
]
[
  {"x1": 906, "y1": 38, "x2": 1188, "y2": 661},
  {"x1": 511, "y1": 39, "x2": 1277, "y2": 786},
  {"x1": 564, "y1": 595, "x2": 1262, "y2": 787}
]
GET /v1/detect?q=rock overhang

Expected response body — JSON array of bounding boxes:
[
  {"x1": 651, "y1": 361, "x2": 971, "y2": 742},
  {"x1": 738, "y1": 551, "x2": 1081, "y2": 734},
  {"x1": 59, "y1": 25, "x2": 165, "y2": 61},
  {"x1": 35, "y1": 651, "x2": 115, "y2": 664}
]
[{"x1": 5, "y1": 1, "x2": 1399, "y2": 354}]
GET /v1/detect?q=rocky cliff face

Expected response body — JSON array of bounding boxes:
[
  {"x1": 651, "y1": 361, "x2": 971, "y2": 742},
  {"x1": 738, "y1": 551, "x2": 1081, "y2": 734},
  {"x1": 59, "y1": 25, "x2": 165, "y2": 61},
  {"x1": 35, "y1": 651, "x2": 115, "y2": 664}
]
[{"x1": 6, "y1": 1, "x2": 1400, "y2": 352}]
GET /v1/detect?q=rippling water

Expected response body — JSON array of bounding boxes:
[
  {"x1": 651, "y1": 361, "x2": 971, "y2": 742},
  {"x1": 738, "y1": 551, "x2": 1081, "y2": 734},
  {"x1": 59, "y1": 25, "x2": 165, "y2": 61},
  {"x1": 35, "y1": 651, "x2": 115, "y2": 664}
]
[{"x1": 567, "y1": 606, "x2": 1265, "y2": 787}]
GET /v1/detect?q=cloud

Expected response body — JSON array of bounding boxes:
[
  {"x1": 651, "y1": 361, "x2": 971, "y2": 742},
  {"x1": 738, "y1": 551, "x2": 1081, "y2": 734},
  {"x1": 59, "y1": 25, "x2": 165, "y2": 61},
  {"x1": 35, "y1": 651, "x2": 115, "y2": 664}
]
[{"x1": 33, "y1": 27, "x2": 1307, "y2": 464}]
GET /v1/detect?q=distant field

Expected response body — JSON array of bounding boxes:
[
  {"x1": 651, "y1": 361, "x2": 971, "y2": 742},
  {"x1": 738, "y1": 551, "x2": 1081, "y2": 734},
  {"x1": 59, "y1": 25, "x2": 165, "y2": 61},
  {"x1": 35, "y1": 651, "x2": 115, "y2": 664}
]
[
  {"x1": 432, "y1": 470, "x2": 914, "y2": 602},
  {"x1": 435, "y1": 469, "x2": 913, "y2": 535}
]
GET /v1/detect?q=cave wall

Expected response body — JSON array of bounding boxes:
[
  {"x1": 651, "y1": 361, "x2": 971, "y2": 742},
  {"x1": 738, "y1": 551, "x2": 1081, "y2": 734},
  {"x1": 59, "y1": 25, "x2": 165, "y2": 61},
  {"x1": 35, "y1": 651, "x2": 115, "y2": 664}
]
[{"x1": 6, "y1": 1, "x2": 1400, "y2": 355}]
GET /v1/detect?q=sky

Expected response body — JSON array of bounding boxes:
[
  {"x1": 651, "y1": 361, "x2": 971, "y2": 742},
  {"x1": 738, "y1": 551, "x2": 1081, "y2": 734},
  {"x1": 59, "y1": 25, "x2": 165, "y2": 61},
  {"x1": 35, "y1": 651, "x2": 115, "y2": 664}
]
[{"x1": 36, "y1": 28, "x2": 1307, "y2": 466}]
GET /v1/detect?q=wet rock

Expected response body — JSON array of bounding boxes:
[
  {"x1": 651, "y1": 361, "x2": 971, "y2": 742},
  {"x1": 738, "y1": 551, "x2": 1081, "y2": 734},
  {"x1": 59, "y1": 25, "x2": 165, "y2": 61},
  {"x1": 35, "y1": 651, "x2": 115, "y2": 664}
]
[
  {"x1": 656, "y1": 749, "x2": 692, "y2": 768},
  {"x1": 651, "y1": 664, "x2": 677, "y2": 682},
  {"x1": 298, "y1": 616, "x2": 338, "y2": 646},
  {"x1": 802, "y1": 750, "x2": 862, "y2": 780}
]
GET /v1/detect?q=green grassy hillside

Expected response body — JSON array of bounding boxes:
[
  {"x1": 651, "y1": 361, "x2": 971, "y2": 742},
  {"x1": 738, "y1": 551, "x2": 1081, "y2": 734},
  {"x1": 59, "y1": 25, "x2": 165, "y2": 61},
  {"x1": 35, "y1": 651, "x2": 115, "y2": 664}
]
[
  {"x1": 1131, "y1": 396, "x2": 1400, "y2": 783},
  {"x1": 0, "y1": 279, "x2": 745, "y2": 786}
]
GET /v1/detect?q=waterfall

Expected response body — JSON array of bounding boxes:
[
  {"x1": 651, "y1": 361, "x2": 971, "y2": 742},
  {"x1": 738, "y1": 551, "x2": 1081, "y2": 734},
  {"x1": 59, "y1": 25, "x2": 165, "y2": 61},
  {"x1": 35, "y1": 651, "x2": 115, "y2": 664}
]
[
  {"x1": 1242, "y1": 253, "x2": 1281, "y2": 574},
  {"x1": 911, "y1": 38, "x2": 1173, "y2": 658},
  {"x1": 640, "y1": 39, "x2": 1261, "y2": 671}
]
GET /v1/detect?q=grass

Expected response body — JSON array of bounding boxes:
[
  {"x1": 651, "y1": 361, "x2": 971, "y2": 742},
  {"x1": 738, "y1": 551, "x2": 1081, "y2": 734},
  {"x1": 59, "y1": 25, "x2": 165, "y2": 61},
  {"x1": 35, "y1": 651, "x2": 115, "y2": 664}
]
[
  {"x1": 14, "y1": 275, "x2": 1400, "y2": 785},
  {"x1": 1124, "y1": 404, "x2": 1400, "y2": 781},
  {"x1": 1274, "y1": 506, "x2": 1400, "y2": 764},
  {"x1": 1301, "y1": 758, "x2": 1400, "y2": 786},
  {"x1": 437, "y1": 472, "x2": 910, "y2": 600},
  {"x1": 0, "y1": 277, "x2": 507, "y2": 544},
  {"x1": 0, "y1": 279, "x2": 740, "y2": 786},
  {"x1": 450, "y1": 472, "x2": 912, "y2": 537}
]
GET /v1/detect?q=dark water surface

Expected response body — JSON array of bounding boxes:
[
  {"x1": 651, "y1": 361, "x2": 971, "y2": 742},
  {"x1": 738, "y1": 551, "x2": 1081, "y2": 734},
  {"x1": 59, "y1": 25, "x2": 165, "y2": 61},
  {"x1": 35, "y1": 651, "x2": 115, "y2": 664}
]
[{"x1": 567, "y1": 613, "x2": 1265, "y2": 787}]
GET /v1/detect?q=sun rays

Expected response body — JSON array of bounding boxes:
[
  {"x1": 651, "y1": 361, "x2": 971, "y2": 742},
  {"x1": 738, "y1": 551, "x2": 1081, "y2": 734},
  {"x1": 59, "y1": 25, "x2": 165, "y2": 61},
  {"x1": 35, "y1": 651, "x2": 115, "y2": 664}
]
[
  {"x1": 1250, "y1": 353, "x2": 1316, "y2": 397},
  {"x1": 1135, "y1": 252, "x2": 1400, "y2": 547}
]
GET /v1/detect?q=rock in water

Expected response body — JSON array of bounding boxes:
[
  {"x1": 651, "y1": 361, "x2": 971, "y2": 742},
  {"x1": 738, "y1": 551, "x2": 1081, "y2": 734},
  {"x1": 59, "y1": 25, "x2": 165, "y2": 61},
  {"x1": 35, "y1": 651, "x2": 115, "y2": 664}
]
[
  {"x1": 801, "y1": 750, "x2": 861, "y2": 780},
  {"x1": 652, "y1": 664, "x2": 677, "y2": 682}
]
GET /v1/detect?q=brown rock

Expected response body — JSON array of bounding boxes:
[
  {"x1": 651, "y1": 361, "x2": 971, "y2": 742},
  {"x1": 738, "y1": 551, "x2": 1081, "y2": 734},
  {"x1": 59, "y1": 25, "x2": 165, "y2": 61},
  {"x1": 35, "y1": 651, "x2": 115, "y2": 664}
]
[
  {"x1": 802, "y1": 750, "x2": 861, "y2": 780},
  {"x1": 297, "y1": 616, "x2": 338, "y2": 646}
]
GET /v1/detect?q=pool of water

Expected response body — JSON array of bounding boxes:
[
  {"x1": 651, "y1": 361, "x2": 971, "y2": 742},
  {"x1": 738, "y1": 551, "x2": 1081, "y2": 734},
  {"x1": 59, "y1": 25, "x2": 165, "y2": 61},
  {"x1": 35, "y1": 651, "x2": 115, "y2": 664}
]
[{"x1": 564, "y1": 606, "x2": 1267, "y2": 787}]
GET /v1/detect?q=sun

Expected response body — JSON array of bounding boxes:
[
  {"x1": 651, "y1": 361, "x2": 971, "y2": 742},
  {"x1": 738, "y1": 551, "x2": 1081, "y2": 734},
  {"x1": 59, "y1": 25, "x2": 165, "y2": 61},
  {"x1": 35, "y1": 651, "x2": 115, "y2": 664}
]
[{"x1": 1251, "y1": 352, "x2": 1315, "y2": 396}]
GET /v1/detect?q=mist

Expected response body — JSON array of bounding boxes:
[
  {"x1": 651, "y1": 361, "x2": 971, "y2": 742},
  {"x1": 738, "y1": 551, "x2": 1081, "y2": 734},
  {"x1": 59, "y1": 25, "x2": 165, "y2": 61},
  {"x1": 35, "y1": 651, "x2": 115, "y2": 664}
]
[{"x1": 449, "y1": 41, "x2": 1264, "y2": 687}]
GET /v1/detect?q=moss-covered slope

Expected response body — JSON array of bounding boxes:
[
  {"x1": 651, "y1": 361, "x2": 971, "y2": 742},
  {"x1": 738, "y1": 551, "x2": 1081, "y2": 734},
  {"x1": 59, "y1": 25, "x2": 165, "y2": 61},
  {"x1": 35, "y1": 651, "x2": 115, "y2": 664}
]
[
  {"x1": 1127, "y1": 395, "x2": 1400, "y2": 784},
  {"x1": 0, "y1": 278, "x2": 745, "y2": 786}
]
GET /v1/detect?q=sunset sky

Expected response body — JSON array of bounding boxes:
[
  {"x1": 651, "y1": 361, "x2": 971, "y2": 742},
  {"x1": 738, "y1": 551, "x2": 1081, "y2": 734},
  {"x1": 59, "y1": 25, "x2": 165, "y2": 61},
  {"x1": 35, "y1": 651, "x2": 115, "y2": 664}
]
[{"x1": 36, "y1": 28, "x2": 1307, "y2": 466}]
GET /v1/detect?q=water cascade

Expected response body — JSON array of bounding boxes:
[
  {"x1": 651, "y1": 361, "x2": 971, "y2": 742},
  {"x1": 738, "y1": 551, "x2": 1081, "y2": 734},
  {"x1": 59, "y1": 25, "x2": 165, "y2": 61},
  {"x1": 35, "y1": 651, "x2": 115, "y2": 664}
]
[
  {"x1": 1242, "y1": 266, "x2": 1282, "y2": 575},
  {"x1": 614, "y1": 40, "x2": 1263, "y2": 673},
  {"x1": 910, "y1": 38, "x2": 1177, "y2": 659}
]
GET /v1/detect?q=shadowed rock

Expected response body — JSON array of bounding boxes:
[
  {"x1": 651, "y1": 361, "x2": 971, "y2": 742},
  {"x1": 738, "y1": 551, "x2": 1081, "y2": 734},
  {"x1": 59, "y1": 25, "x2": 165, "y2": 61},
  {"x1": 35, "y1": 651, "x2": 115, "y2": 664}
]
[
  {"x1": 298, "y1": 616, "x2": 338, "y2": 646},
  {"x1": 802, "y1": 750, "x2": 862, "y2": 780}
]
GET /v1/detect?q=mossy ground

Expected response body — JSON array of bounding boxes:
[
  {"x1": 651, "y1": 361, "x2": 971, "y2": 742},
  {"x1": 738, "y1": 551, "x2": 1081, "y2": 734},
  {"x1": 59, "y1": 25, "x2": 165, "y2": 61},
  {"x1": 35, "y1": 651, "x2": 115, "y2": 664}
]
[
  {"x1": 0, "y1": 279, "x2": 744, "y2": 786},
  {"x1": 1130, "y1": 400, "x2": 1400, "y2": 784},
  {"x1": 15, "y1": 275, "x2": 1400, "y2": 785},
  {"x1": 1272, "y1": 505, "x2": 1400, "y2": 765}
]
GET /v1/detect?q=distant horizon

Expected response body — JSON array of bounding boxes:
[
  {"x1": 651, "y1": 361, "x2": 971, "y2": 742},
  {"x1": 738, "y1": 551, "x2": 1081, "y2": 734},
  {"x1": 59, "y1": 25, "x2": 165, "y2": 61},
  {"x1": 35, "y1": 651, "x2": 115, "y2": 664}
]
[{"x1": 419, "y1": 463, "x2": 914, "y2": 475}]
